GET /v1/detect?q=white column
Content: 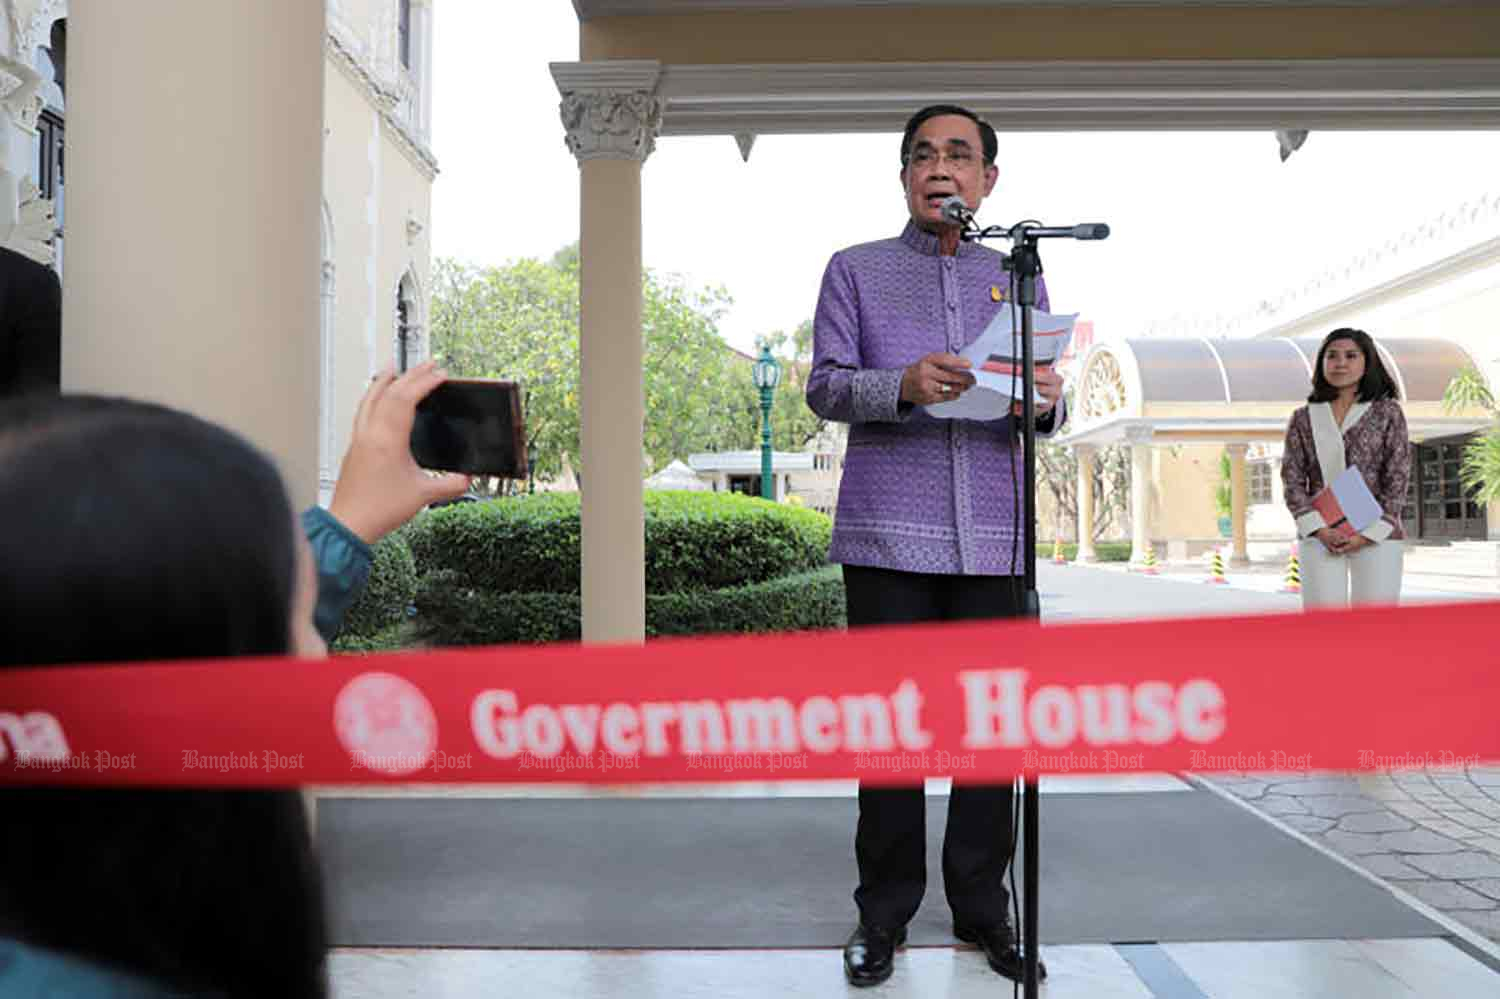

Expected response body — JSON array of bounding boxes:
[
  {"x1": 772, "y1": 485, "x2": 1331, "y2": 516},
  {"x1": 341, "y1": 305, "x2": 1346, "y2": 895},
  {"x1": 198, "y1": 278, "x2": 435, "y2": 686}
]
[
  {"x1": 1228, "y1": 443, "x2": 1250, "y2": 566},
  {"x1": 63, "y1": 0, "x2": 324, "y2": 509},
  {"x1": 1075, "y1": 443, "x2": 1097, "y2": 563},
  {"x1": 1127, "y1": 428, "x2": 1153, "y2": 564},
  {"x1": 554, "y1": 62, "x2": 662, "y2": 643}
]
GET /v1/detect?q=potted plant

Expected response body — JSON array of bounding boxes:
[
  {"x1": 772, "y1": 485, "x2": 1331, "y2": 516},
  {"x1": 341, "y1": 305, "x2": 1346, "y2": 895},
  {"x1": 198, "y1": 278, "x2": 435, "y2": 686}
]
[{"x1": 1215, "y1": 450, "x2": 1232, "y2": 538}]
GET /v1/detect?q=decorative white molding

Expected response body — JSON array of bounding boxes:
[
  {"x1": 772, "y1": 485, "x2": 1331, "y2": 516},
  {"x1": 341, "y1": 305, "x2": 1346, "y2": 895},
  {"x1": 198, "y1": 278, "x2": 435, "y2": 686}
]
[
  {"x1": 2, "y1": 177, "x2": 55, "y2": 264},
  {"x1": 551, "y1": 61, "x2": 663, "y2": 163},
  {"x1": 0, "y1": 53, "x2": 39, "y2": 133},
  {"x1": 16, "y1": 0, "x2": 65, "y2": 59},
  {"x1": 326, "y1": 30, "x2": 437, "y2": 179},
  {"x1": 651, "y1": 58, "x2": 1500, "y2": 135},
  {"x1": 1143, "y1": 193, "x2": 1500, "y2": 341},
  {"x1": 405, "y1": 212, "x2": 424, "y2": 244},
  {"x1": 1079, "y1": 349, "x2": 1129, "y2": 424}
]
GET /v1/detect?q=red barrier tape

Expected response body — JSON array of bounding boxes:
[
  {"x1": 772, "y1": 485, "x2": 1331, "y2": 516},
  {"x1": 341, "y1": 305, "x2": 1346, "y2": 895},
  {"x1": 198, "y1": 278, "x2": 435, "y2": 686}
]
[{"x1": 2, "y1": 601, "x2": 1497, "y2": 787}]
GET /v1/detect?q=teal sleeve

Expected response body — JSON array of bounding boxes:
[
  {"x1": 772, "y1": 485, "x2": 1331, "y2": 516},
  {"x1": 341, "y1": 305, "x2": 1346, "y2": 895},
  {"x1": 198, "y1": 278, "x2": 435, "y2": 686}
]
[{"x1": 301, "y1": 506, "x2": 373, "y2": 643}]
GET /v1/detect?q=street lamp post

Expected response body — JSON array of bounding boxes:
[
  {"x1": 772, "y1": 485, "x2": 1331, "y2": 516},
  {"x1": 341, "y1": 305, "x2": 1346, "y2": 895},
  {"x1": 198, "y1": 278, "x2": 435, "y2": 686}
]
[{"x1": 751, "y1": 345, "x2": 781, "y2": 500}]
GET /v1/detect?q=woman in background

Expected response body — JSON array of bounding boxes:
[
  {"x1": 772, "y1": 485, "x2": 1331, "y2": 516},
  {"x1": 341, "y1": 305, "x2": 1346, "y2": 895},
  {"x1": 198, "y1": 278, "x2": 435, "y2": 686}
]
[{"x1": 1281, "y1": 328, "x2": 1409, "y2": 608}]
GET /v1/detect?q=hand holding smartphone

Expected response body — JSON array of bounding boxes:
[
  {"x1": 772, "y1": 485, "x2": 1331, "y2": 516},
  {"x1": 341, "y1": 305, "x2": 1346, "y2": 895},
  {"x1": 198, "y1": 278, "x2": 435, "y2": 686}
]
[{"x1": 408, "y1": 378, "x2": 528, "y2": 479}]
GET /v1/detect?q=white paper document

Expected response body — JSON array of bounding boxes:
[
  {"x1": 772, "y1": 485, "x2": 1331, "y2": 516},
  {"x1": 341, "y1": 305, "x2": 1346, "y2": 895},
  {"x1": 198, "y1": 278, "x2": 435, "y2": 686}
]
[
  {"x1": 1328, "y1": 465, "x2": 1384, "y2": 532},
  {"x1": 924, "y1": 309, "x2": 1077, "y2": 421}
]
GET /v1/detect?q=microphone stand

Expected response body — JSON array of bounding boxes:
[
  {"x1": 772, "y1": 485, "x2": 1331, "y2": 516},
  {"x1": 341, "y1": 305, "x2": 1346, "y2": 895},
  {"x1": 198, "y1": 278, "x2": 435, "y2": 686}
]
[{"x1": 960, "y1": 216, "x2": 1108, "y2": 999}]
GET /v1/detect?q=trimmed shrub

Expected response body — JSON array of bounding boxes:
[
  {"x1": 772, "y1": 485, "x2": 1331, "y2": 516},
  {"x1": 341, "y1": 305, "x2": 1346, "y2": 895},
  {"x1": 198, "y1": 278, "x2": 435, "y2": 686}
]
[
  {"x1": 339, "y1": 531, "x2": 418, "y2": 639},
  {"x1": 647, "y1": 566, "x2": 845, "y2": 638},
  {"x1": 406, "y1": 493, "x2": 580, "y2": 594},
  {"x1": 1059, "y1": 541, "x2": 1132, "y2": 563},
  {"x1": 405, "y1": 491, "x2": 832, "y2": 595},
  {"x1": 331, "y1": 623, "x2": 407, "y2": 654},
  {"x1": 413, "y1": 566, "x2": 845, "y2": 646}
]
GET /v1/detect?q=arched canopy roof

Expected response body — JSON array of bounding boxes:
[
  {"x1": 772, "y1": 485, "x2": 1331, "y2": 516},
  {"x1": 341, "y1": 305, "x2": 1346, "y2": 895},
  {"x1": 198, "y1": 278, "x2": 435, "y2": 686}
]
[{"x1": 1062, "y1": 336, "x2": 1491, "y2": 447}]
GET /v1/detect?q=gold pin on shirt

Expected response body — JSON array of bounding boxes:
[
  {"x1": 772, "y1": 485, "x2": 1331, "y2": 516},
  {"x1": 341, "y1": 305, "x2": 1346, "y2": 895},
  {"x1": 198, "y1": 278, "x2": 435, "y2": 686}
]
[{"x1": 990, "y1": 285, "x2": 1004, "y2": 303}]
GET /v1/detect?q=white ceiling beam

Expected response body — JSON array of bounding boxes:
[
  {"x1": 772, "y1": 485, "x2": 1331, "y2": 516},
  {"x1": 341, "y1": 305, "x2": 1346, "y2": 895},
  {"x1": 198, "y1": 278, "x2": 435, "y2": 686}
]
[{"x1": 639, "y1": 58, "x2": 1500, "y2": 134}]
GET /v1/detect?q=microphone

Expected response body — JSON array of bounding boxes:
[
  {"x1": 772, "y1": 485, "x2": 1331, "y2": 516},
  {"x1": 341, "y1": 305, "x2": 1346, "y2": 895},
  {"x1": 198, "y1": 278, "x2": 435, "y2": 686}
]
[
  {"x1": 1005, "y1": 221, "x2": 1111, "y2": 241},
  {"x1": 939, "y1": 195, "x2": 974, "y2": 227}
]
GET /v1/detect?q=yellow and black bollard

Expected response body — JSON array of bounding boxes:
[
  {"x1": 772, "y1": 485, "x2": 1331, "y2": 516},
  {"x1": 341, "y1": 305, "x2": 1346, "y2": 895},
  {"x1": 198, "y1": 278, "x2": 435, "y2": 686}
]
[{"x1": 1280, "y1": 543, "x2": 1302, "y2": 593}]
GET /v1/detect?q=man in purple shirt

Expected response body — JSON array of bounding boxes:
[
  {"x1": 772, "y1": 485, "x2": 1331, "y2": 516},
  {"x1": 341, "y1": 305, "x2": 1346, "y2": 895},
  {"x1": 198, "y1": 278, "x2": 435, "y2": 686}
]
[{"x1": 807, "y1": 105, "x2": 1064, "y2": 988}]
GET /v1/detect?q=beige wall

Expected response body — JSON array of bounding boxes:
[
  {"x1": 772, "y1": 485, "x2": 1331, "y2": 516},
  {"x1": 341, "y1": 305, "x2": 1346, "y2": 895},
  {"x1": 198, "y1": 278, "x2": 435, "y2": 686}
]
[
  {"x1": 320, "y1": 32, "x2": 435, "y2": 497},
  {"x1": 1153, "y1": 444, "x2": 1221, "y2": 548},
  {"x1": 583, "y1": 6, "x2": 1500, "y2": 63}
]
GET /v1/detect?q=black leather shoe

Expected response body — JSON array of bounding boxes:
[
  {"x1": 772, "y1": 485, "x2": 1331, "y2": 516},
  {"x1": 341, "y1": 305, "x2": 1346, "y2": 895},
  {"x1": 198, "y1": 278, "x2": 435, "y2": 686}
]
[
  {"x1": 953, "y1": 920, "x2": 1047, "y2": 982},
  {"x1": 843, "y1": 922, "x2": 906, "y2": 987}
]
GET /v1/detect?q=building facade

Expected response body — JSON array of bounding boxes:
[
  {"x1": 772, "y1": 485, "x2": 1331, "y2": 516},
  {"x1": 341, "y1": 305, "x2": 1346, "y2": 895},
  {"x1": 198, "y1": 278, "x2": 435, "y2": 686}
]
[
  {"x1": 0, "y1": 0, "x2": 436, "y2": 505},
  {"x1": 322, "y1": 0, "x2": 438, "y2": 501},
  {"x1": 1063, "y1": 192, "x2": 1500, "y2": 563}
]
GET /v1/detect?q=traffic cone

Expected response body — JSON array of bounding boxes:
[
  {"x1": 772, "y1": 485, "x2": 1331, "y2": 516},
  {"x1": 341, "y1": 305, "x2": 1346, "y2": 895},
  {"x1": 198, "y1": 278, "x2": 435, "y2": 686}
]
[
  {"x1": 1206, "y1": 548, "x2": 1228, "y2": 584},
  {"x1": 1052, "y1": 534, "x2": 1067, "y2": 565},
  {"x1": 1280, "y1": 543, "x2": 1302, "y2": 593},
  {"x1": 1139, "y1": 545, "x2": 1160, "y2": 576}
]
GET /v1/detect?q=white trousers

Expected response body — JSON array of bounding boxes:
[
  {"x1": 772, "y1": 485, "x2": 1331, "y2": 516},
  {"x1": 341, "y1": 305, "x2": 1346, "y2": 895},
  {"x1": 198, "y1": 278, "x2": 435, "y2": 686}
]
[{"x1": 1300, "y1": 539, "x2": 1404, "y2": 608}]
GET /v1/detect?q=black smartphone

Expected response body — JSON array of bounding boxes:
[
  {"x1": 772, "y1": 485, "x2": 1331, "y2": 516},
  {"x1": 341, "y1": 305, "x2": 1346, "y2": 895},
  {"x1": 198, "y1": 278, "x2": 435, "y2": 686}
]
[{"x1": 409, "y1": 378, "x2": 528, "y2": 479}]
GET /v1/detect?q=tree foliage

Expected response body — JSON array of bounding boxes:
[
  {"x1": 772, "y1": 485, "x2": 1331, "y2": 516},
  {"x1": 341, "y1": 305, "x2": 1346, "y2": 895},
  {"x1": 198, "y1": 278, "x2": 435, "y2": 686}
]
[
  {"x1": 1443, "y1": 364, "x2": 1500, "y2": 504},
  {"x1": 1036, "y1": 389, "x2": 1131, "y2": 541},
  {"x1": 430, "y1": 246, "x2": 826, "y2": 489}
]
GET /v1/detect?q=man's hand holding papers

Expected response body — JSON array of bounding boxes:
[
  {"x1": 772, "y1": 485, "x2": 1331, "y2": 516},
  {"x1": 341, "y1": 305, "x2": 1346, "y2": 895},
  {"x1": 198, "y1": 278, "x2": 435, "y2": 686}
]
[{"x1": 924, "y1": 308, "x2": 1076, "y2": 421}]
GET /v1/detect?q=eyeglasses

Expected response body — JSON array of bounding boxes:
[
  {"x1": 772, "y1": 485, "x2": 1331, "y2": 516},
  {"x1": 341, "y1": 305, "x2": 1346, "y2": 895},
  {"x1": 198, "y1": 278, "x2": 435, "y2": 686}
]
[{"x1": 905, "y1": 146, "x2": 980, "y2": 171}]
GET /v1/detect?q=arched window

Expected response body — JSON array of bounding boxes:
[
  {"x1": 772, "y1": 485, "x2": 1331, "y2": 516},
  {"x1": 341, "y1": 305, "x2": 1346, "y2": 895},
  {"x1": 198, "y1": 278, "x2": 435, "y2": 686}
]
[{"x1": 394, "y1": 271, "x2": 424, "y2": 372}]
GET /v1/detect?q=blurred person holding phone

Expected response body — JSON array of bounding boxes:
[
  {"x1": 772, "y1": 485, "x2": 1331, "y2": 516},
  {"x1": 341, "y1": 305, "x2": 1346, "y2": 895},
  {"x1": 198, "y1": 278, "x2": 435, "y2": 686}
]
[{"x1": 0, "y1": 362, "x2": 466, "y2": 997}]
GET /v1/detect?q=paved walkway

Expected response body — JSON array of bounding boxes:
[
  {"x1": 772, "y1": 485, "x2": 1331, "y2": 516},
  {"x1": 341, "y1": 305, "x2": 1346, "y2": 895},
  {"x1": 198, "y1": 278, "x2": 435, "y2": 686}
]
[
  {"x1": 1041, "y1": 561, "x2": 1500, "y2": 947},
  {"x1": 1209, "y1": 768, "x2": 1500, "y2": 940},
  {"x1": 327, "y1": 560, "x2": 1500, "y2": 997}
]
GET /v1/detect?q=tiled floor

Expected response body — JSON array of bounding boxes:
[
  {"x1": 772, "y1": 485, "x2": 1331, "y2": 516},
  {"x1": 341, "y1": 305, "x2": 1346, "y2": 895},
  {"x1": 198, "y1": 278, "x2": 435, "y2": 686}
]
[{"x1": 329, "y1": 939, "x2": 1500, "y2": 998}]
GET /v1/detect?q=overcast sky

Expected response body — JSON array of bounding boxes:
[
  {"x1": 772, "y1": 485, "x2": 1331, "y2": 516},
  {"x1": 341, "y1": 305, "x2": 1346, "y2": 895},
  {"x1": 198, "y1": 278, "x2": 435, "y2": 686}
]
[{"x1": 431, "y1": 2, "x2": 1500, "y2": 353}]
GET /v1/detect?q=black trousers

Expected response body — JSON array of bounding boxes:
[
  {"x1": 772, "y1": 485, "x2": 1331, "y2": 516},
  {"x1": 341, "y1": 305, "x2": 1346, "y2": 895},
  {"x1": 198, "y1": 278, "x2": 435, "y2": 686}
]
[{"x1": 843, "y1": 564, "x2": 1023, "y2": 931}]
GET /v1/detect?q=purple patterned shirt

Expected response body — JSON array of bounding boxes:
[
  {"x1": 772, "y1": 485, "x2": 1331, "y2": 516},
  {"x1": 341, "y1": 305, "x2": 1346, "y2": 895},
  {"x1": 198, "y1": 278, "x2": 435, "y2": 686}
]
[{"x1": 807, "y1": 221, "x2": 1065, "y2": 576}]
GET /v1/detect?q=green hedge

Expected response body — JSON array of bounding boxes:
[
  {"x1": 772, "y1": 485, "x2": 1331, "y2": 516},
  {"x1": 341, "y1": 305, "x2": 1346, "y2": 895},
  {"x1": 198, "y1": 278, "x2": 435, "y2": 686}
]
[
  {"x1": 414, "y1": 566, "x2": 845, "y2": 645},
  {"x1": 405, "y1": 491, "x2": 832, "y2": 595},
  {"x1": 339, "y1": 531, "x2": 417, "y2": 639},
  {"x1": 331, "y1": 622, "x2": 407, "y2": 654},
  {"x1": 648, "y1": 565, "x2": 844, "y2": 638},
  {"x1": 1057, "y1": 540, "x2": 1132, "y2": 563}
]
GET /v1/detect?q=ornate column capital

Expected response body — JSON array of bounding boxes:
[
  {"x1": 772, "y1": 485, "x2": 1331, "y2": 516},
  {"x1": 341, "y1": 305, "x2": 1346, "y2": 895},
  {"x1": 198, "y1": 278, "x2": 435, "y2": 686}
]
[
  {"x1": 1123, "y1": 424, "x2": 1155, "y2": 447},
  {"x1": 551, "y1": 61, "x2": 663, "y2": 164}
]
